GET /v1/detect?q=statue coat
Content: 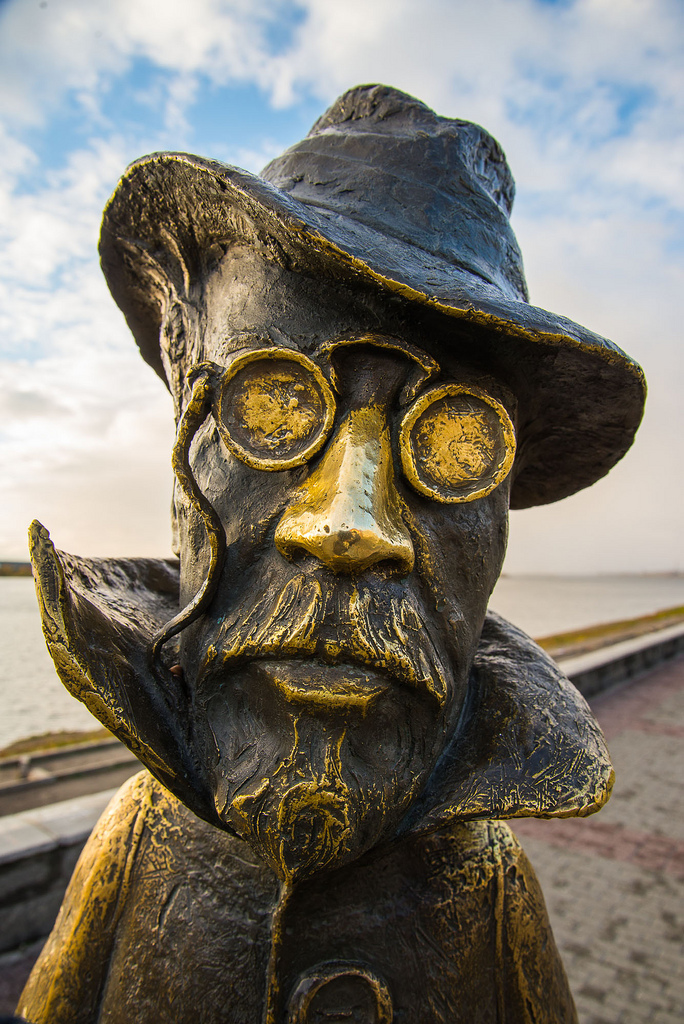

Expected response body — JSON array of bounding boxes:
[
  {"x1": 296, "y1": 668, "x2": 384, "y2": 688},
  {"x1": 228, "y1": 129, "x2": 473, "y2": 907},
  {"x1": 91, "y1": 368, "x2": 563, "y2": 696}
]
[{"x1": 19, "y1": 770, "x2": 576, "y2": 1024}]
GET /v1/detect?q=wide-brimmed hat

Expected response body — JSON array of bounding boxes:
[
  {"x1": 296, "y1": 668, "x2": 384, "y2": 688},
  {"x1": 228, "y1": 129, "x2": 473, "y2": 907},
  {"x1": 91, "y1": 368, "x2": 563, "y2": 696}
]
[{"x1": 99, "y1": 84, "x2": 645, "y2": 509}]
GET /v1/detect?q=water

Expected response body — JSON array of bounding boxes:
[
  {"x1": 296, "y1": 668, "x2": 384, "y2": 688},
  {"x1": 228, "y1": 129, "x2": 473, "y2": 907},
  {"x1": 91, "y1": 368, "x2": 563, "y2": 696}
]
[
  {"x1": 489, "y1": 574, "x2": 684, "y2": 637},
  {"x1": 1, "y1": 574, "x2": 684, "y2": 751},
  {"x1": 0, "y1": 577, "x2": 97, "y2": 751}
]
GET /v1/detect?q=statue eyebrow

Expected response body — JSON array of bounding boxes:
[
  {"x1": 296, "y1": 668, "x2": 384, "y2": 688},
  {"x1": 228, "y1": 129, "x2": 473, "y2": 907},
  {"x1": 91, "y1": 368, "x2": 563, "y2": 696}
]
[{"x1": 315, "y1": 333, "x2": 440, "y2": 405}]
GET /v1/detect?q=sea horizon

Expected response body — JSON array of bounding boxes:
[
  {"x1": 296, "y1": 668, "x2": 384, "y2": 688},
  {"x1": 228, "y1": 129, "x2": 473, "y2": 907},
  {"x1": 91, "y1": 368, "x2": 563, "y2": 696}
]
[{"x1": 1, "y1": 572, "x2": 684, "y2": 751}]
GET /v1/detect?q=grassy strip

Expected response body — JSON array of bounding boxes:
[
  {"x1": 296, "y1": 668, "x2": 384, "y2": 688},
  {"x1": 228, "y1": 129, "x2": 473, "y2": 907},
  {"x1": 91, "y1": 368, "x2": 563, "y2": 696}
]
[
  {"x1": 0, "y1": 728, "x2": 112, "y2": 759},
  {"x1": 537, "y1": 604, "x2": 684, "y2": 659}
]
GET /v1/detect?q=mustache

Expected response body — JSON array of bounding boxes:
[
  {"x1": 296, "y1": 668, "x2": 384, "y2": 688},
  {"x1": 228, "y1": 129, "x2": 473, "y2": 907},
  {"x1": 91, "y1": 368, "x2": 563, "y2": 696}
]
[{"x1": 200, "y1": 573, "x2": 450, "y2": 706}]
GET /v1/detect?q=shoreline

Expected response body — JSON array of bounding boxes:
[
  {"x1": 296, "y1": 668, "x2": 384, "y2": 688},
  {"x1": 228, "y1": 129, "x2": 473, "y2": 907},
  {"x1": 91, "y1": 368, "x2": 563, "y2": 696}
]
[
  {"x1": 0, "y1": 563, "x2": 31, "y2": 578},
  {"x1": 3, "y1": 603, "x2": 684, "y2": 758}
]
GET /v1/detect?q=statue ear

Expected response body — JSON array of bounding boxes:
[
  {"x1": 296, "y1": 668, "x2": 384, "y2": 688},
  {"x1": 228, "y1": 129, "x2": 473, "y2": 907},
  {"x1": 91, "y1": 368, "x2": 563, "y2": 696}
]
[
  {"x1": 159, "y1": 295, "x2": 201, "y2": 420},
  {"x1": 105, "y1": 233, "x2": 200, "y2": 412},
  {"x1": 27, "y1": 521, "x2": 214, "y2": 821}
]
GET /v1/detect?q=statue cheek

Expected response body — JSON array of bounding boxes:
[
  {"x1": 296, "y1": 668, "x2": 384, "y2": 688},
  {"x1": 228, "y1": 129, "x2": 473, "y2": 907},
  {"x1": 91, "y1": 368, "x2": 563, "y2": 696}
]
[
  {"x1": 185, "y1": 436, "x2": 301, "y2": 546},
  {"x1": 408, "y1": 488, "x2": 508, "y2": 591}
]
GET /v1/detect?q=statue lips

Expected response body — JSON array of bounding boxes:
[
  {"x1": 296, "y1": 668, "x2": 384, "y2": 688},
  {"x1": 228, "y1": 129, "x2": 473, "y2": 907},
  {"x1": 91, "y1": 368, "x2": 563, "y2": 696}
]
[
  {"x1": 252, "y1": 658, "x2": 391, "y2": 712},
  {"x1": 194, "y1": 571, "x2": 453, "y2": 713}
]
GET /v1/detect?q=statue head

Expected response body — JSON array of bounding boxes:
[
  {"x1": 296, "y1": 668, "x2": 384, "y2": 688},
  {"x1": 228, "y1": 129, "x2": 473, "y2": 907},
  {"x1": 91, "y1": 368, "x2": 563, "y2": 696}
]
[
  {"x1": 153, "y1": 275, "x2": 517, "y2": 882},
  {"x1": 34, "y1": 86, "x2": 645, "y2": 884}
]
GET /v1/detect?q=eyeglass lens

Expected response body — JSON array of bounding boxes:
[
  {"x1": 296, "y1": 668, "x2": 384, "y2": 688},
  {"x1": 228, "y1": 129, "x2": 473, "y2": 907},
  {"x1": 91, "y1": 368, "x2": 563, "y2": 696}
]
[{"x1": 219, "y1": 354, "x2": 333, "y2": 468}]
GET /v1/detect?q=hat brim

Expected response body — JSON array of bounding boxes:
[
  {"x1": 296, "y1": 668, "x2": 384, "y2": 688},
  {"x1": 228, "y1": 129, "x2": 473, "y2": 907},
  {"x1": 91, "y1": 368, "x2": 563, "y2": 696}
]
[{"x1": 100, "y1": 153, "x2": 646, "y2": 510}]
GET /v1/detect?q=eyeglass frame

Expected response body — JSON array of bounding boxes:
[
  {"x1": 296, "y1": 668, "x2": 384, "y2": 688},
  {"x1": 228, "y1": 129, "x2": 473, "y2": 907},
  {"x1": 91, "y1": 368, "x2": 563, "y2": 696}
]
[{"x1": 188, "y1": 340, "x2": 517, "y2": 504}]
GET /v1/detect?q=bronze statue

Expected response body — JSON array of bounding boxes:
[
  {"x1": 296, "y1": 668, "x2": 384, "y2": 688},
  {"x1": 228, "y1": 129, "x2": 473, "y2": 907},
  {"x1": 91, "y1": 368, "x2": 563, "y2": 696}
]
[{"x1": 19, "y1": 85, "x2": 646, "y2": 1023}]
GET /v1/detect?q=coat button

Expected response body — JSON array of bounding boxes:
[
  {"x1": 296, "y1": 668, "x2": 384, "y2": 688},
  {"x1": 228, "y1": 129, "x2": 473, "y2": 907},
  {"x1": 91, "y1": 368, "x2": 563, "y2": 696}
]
[{"x1": 287, "y1": 961, "x2": 393, "y2": 1023}]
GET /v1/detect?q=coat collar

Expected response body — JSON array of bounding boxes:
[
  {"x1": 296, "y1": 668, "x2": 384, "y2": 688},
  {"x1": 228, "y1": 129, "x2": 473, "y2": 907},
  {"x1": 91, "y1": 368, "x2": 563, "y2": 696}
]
[
  {"x1": 29, "y1": 520, "x2": 613, "y2": 838},
  {"x1": 399, "y1": 608, "x2": 613, "y2": 837}
]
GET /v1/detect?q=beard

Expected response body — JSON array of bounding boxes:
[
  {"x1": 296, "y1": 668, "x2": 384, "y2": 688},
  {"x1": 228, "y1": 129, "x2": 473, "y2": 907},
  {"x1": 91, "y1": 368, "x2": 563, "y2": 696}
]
[{"x1": 185, "y1": 568, "x2": 469, "y2": 883}]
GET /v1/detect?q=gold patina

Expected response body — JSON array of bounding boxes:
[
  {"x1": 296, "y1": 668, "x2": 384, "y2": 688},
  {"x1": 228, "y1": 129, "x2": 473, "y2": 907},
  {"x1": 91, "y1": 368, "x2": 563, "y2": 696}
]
[
  {"x1": 217, "y1": 347, "x2": 336, "y2": 470},
  {"x1": 275, "y1": 406, "x2": 415, "y2": 574},
  {"x1": 267, "y1": 663, "x2": 389, "y2": 711},
  {"x1": 400, "y1": 384, "x2": 516, "y2": 503}
]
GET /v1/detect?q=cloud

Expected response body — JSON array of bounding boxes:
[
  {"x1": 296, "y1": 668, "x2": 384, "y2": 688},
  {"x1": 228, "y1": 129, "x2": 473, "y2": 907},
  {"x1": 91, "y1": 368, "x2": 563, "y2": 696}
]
[
  {"x1": 0, "y1": 0, "x2": 682, "y2": 571},
  {"x1": 0, "y1": 0, "x2": 296, "y2": 129},
  {"x1": 0, "y1": 336, "x2": 176, "y2": 559},
  {"x1": 0, "y1": 128, "x2": 176, "y2": 558}
]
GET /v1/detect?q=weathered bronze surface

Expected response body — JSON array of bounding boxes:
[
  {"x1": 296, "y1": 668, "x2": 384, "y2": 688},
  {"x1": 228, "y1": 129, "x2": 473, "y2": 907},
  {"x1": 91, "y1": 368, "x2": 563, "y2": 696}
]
[{"x1": 19, "y1": 84, "x2": 646, "y2": 1023}]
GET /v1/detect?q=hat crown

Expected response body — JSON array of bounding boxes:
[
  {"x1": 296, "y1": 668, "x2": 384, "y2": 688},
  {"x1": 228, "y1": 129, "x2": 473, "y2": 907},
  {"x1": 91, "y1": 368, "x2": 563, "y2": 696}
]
[
  {"x1": 308, "y1": 84, "x2": 515, "y2": 217},
  {"x1": 261, "y1": 85, "x2": 526, "y2": 302}
]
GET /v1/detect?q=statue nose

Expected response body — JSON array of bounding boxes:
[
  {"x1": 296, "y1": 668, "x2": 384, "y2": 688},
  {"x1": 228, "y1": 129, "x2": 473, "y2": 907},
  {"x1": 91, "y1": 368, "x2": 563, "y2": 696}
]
[{"x1": 275, "y1": 408, "x2": 415, "y2": 574}]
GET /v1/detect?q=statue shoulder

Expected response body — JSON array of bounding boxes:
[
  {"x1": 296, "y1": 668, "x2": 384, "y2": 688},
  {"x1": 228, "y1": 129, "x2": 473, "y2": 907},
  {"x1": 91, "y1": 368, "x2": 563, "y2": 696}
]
[
  {"x1": 415, "y1": 818, "x2": 578, "y2": 1022},
  {"x1": 418, "y1": 818, "x2": 526, "y2": 886},
  {"x1": 17, "y1": 770, "x2": 176, "y2": 1023}
]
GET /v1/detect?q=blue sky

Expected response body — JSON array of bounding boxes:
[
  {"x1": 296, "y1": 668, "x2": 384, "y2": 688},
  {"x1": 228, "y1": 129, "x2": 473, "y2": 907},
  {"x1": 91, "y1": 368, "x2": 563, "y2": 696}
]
[{"x1": 0, "y1": 0, "x2": 682, "y2": 572}]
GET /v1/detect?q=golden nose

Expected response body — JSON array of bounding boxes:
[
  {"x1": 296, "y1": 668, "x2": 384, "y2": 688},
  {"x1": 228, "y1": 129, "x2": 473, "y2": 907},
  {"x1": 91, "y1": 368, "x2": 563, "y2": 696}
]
[{"x1": 275, "y1": 408, "x2": 415, "y2": 574}]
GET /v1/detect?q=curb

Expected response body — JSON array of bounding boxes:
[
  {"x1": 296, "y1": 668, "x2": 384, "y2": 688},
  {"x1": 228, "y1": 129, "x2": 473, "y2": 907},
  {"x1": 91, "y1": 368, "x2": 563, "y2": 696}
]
[
  {"x1": 559, "y1": 622, "x2": 684, "y2": 698},
  {"x1": 0, "y1": 789, "x2": 119, "y2": 954}
]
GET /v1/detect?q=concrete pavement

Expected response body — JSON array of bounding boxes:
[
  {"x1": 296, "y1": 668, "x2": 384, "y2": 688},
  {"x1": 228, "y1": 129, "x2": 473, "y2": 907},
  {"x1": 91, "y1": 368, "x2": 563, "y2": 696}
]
[{"x1": 515, "y1": 654, "x2": 684, "y2": 1024}]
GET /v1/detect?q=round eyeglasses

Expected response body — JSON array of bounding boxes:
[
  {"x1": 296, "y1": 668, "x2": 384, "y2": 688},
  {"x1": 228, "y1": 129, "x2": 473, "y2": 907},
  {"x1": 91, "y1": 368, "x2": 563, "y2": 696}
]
[
  {"x1": 215, "y1": 348, "x2": 336, "y2": 470},
  {"x1": 400, "y1": 383, "x2": 516, "y2": 502},
  {"x1": 207, "y1": 347, "x2": 515, "y2": 502},
  {"x1": 150, "y1": 349, "x2": 516, "y2": 661}
]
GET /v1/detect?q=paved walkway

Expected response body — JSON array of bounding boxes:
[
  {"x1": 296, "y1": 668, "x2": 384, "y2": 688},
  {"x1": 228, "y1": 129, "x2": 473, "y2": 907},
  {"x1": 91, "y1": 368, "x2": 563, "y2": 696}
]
[
  {"x1": 1, "y1": 655, "x2": 683, "y2": 1020},
  {"x1": 515, "y1": 654, "x2": 684, "y2": 1024}
]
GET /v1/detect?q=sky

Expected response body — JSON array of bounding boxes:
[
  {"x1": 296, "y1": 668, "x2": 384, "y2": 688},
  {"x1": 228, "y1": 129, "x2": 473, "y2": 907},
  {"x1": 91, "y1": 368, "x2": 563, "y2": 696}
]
[{"x1": 0, "y1": 0, "x2": 682, "y2": 574}]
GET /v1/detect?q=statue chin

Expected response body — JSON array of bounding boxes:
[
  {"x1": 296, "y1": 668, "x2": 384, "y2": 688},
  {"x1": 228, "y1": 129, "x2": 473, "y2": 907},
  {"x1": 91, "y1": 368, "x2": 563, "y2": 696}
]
[
  {"x1": 229, "y1": 776, "x2": 359, "y2": 883},
  {"x1": 196, "y1": 657, "x2": 444, "y2": 882}
]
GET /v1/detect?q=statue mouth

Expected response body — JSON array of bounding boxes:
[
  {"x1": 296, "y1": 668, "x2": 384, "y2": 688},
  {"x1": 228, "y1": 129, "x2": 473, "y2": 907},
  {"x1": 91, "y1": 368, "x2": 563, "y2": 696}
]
[{"x1": 252, "y1": 658, "x2": 391, "y2": 710}]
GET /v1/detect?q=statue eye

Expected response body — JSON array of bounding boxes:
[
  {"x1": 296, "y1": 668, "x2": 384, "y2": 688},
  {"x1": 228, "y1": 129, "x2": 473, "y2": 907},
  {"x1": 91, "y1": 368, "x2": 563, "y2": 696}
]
[
  {"x1": 217, "y1": 348, "x2": 336, "y2": 470},
  {"x1": 399, "y1": 385, "x2": 516, "y2": 502}
]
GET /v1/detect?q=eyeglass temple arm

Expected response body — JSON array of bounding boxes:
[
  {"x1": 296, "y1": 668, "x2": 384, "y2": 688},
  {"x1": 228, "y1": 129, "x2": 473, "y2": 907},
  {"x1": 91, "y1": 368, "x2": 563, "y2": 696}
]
[{"x1": 149, "y1": 368, "x2": 226, "y2": 667}]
